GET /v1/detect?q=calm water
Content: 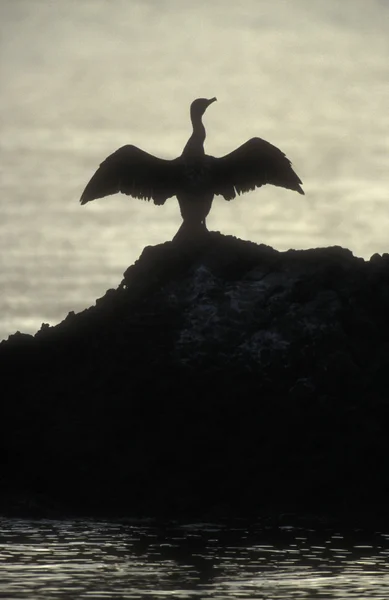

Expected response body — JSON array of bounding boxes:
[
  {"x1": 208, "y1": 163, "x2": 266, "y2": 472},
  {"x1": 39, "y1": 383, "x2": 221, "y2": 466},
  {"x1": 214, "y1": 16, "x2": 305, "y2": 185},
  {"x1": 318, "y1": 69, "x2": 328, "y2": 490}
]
[
  {"x1": 1, "y1": 0, "x2": 388, "y2": 341},
  {"x1": 0, "y1": 518, "x2": 388, "y2": 599}
]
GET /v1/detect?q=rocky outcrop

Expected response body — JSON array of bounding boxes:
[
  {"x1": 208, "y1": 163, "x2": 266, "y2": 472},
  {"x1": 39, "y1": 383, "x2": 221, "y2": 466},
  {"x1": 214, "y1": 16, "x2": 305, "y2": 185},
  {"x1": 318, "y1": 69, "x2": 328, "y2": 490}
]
[{"x1": 1, "y1": 233, "x2": 388, "y2": 522}]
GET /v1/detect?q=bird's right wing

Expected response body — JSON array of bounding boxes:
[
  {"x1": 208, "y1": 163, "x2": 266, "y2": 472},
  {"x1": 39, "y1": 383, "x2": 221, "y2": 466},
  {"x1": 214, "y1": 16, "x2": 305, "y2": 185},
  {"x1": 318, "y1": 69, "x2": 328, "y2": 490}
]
[
  {"x1": 210, "y1": 137, "x2": 304, "y2": 200},
  {"x1": 80, "y1": 145, "x2": 182, "y2": 206}
]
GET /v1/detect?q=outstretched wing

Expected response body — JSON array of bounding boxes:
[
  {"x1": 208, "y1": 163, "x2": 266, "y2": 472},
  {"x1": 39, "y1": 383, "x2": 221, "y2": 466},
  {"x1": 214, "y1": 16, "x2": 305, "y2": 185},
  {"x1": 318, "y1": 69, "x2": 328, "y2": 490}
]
[
  {"x1": 210, "y1": 137, "x2": 304, "y2": 200},
  {"x1": 80, "y1": 145, "x2": 182, "y2": 206}
]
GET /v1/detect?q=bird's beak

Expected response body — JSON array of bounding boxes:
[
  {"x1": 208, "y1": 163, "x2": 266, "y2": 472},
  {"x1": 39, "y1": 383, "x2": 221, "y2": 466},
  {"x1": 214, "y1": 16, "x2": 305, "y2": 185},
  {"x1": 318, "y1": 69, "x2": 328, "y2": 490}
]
[{"x1": 208, "y1": 97, "x2": 217, "y2": 105}]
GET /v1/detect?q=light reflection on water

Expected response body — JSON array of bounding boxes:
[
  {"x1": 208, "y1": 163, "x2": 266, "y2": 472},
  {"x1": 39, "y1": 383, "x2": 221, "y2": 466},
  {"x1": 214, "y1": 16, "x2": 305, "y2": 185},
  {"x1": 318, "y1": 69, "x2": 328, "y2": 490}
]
[{"x1": 0, "y1": 519, "x2": 388, "y2": 599}]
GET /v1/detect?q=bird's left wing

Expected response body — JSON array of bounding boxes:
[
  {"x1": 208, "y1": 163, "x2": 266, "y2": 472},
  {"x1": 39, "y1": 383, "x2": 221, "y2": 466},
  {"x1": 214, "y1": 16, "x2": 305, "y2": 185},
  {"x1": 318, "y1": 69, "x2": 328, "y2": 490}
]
[
  {"x1": 80, "y1": 145, "x2": 182, "y2": 206},
  {"x1": 209, "y1": 137, "x2": 304, "y2": 200}
]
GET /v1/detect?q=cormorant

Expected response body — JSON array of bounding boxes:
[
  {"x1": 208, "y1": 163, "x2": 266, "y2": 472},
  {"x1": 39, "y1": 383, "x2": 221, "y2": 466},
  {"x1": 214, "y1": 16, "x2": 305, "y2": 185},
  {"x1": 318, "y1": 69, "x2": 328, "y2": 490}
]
[{"x1": 80, "y1": 98, "x2": 304, "y2": 238}]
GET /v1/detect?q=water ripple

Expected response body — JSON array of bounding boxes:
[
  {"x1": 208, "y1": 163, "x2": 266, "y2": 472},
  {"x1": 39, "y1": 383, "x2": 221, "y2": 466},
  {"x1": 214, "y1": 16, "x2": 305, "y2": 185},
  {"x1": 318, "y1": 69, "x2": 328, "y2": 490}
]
[{"x1": 0, "y1": 518, "x2": 388, "y2": 599}]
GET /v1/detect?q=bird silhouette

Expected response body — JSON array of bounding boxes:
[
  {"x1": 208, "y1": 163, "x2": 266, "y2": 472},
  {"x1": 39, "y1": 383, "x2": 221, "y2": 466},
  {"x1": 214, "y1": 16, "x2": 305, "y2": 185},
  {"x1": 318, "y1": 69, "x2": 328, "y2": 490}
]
[{"x1": 80, "y1": 98, "x2": 304, "y2": 239}]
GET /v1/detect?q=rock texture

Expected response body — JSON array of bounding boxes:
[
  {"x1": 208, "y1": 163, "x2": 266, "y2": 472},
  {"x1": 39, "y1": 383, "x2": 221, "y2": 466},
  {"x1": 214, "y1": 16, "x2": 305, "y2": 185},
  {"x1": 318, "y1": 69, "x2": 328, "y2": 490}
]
[{"x1": 1, "y1": 233, "x2": 388, "y2": 522}]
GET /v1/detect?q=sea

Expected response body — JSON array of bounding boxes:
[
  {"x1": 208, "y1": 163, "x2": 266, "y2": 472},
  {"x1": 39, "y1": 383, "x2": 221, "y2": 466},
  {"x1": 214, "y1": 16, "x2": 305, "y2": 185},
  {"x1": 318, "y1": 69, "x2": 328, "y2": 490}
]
[{"x1": 0, "y1": 518, "x2": 388, "y2": 599}]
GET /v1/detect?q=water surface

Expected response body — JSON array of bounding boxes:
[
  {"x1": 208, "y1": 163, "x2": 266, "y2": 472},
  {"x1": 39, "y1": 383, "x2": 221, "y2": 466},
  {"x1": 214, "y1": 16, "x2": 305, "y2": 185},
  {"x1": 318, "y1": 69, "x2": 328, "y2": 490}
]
[{"x1": 0, "y1": 518, "x2": 388, "y2": 599}]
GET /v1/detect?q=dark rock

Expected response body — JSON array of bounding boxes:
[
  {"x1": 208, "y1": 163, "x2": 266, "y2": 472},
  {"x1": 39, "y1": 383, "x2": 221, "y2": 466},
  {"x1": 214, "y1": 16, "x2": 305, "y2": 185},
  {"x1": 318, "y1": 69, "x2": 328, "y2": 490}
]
[{"x1": 0, "y1": 232, "x2": 388, "y2": 524}]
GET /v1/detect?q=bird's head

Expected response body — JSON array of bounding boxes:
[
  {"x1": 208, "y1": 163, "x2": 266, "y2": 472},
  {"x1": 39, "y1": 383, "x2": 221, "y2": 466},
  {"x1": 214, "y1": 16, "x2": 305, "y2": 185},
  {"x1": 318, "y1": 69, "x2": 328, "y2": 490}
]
[{"x1": 190, "y1": 97, "x2": 217, "y2": 119}]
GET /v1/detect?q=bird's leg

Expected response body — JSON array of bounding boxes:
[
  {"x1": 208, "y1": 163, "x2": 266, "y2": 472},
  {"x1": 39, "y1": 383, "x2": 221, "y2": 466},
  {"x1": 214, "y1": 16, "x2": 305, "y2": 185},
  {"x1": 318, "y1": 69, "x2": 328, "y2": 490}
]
[{"x1": 173, "y1": 218, "x2": 209, "y2": 242}]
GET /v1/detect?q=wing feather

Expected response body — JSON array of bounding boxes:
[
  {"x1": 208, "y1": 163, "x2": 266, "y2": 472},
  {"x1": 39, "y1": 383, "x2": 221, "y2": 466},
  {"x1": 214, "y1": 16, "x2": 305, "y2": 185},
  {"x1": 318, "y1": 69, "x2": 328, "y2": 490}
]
[
  {"x1": 80, "y1": 145, "x2": 181, "y2": 206},
  {"x1": 210, "y1": 137, "x2": 304, "y2": 200}
]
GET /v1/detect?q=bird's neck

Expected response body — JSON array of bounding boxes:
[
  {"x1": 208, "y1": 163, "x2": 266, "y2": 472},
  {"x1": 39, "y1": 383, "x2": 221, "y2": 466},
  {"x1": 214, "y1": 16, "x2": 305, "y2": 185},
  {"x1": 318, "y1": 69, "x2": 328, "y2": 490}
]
[
  {"x1": 182, "y1": 112, "x2": 206, "y2": 157},
  {"x1": 191, "y1": 111, "x2": 206, "y2": 145}
]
